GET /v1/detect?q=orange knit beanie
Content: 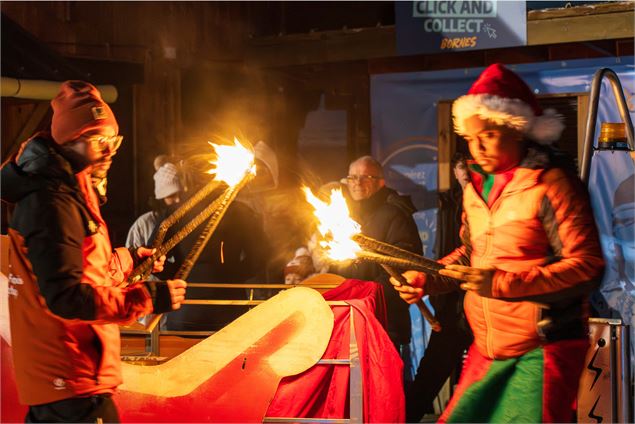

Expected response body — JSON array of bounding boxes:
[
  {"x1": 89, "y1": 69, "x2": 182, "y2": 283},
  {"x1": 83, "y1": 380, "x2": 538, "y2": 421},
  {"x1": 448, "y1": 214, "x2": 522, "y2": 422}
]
[{"x1": 51, "y1": 80, "x2": 118, "y2": 145}]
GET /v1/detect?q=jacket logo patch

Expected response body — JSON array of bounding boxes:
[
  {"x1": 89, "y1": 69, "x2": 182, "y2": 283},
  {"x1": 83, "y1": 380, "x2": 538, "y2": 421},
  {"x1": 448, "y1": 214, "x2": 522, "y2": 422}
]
[
  {"x1": 53, "y1": 378, "x2": 67, "y2": 390},
  {"x1": 91, "y1": 106, "x2": 108, "y2": 120},
  {"x1": 8, "y1": 274, "x2": 23, "y2": 285},
  {"x1": 88, "y1": 220, "x2": 99, "y2": 234}
]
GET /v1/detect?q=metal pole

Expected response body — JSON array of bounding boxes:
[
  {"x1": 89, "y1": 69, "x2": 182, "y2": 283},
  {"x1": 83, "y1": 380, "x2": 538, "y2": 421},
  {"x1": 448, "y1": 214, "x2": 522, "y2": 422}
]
[
  {"x1": 580, "y1": 68, "x2": 635, "y2": 183},
  {"x1": 1, "y1": 77, "x2": 118, "y2": 103}
]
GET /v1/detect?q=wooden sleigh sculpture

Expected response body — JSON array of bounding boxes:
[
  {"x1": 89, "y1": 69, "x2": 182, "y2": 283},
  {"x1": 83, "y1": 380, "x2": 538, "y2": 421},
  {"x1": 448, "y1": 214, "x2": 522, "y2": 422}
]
[
  {"x1": 115, "y1": 286, "x2": 334, "y2": 423},
  {"x1": 113, "y1": 277, "x2": 405, "y2": 423}
]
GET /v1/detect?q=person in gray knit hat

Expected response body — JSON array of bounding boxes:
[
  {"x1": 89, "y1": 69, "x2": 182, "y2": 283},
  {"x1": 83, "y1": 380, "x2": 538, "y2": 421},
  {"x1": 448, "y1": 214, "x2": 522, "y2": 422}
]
[{"x1": 126, "y1": 159, "x2": 183, "y2": 256}]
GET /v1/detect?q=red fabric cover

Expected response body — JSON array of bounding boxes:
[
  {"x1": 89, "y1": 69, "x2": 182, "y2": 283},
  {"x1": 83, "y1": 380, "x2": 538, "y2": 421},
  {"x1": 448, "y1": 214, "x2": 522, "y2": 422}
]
[
  {"x1": 266, "y1": 279, "x2": 405, "y2": 423},
  {"x1": 542, "y1": 339, "x2": 589, "y2": 423}
]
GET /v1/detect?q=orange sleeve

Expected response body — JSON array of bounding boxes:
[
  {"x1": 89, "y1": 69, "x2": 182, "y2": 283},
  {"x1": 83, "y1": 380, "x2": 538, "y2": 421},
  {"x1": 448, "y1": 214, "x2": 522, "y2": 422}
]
[{"x1": 492, "y1": 169, "x2": 604, "y2": 298}]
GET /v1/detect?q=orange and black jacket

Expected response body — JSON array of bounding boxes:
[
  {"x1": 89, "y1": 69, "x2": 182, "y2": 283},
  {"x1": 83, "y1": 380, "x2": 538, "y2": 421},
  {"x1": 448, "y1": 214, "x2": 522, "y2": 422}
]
[
  {"x1": 427, "y1": 146, "x2": 604, "y2": 359},
  {"x1": 1, "y1": 134, "x2": 174, "y2": 405}
]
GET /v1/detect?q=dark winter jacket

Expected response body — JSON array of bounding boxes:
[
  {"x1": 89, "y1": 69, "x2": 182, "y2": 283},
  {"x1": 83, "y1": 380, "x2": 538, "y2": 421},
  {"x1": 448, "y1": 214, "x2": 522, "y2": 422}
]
[
  {"x1": 436, "y1": 184, "x2": 463, "y2": 259},
  {"x1": 432, "y1": 184, "x2": 470, "y2": 333},
  {"x1": 337, "y1": 186, "x2": 422, "y2": 345},
  {"x1": 1, "y1": 134, "x2": 173, "y2": 405},
  {"x1": 157, "y1": 194, "x2": 269, "y2": 331}
]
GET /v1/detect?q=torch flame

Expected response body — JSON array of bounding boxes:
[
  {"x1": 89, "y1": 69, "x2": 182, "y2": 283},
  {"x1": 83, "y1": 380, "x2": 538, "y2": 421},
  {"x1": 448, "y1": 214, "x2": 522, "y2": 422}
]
[
  {"x1": 207, "y1": 137, "x2": 256, "y2": 186},
  {"x1": 302, "y1": 186, "x2": 361, "y2": 261}
]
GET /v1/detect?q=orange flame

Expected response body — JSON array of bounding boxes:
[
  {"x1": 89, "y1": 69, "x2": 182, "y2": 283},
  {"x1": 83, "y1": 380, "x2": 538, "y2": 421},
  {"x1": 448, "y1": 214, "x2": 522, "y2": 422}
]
[
  {"x1": 207, "y1": 137, "x2": 256, "y2": 186},
  {"x1": 302, "y1": 186, "x2": 361, "y2": 261}
]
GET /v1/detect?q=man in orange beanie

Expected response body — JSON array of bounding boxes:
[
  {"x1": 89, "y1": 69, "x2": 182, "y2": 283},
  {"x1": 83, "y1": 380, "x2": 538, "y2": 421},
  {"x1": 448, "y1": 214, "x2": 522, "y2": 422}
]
[
  {"x1": 391, "y1": 64, "x2": 604, "y2": 422},
  {"x1": 1, "y1": 81, "x2": 187, "y2": 423}
]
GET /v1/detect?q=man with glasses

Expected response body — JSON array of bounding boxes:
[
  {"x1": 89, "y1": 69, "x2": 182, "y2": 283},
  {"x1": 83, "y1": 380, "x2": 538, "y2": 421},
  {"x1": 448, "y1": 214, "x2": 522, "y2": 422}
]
[
  {"x1": 338, "y1": 155, "x2": 422, "y2": 350},
  {"x1": 1, "y1": 81, "x2": 187, "y2": 423}
]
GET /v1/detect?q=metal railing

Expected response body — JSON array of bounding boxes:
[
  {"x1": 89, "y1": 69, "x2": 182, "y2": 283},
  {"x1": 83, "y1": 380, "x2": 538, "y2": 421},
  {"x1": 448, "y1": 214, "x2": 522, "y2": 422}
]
[{"x1": 119, "y1": 282, "x2": 342, "y2": 355}]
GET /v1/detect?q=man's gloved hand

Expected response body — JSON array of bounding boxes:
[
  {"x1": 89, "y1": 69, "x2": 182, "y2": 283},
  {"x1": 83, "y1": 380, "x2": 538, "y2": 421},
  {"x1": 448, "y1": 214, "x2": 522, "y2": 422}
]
[
  {"x1": 166, "y1": 279, "x2": 187, "y2": 310},
  {"x1": 136, "y1": 247, "x2": 167, "y2": 273}
]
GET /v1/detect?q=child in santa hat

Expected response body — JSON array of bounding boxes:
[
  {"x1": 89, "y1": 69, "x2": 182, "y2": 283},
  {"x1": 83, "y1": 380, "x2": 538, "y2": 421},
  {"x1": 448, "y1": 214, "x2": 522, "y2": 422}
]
[{"x1": 391, "y1": 64, "x2": 604, "y2": 423}]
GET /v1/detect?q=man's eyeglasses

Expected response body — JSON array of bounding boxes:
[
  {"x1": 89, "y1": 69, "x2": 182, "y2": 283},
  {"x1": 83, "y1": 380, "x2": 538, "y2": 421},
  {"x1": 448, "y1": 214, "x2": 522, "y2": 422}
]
[
  {"x1": 85, "y1": 135, "x2": 123, "y2": 152},
  {"x1": 344, "y1": 175, "x2": 383, "y2": 183}
]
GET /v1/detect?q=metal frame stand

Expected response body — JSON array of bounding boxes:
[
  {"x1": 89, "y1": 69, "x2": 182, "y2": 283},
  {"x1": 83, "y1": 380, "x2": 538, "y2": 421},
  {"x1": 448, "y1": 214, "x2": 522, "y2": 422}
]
[
  {"x1": 577, "y1": 67, "x2": 634, "y2": 423},
  {"x1": 579, "y1": 67, "x2": 634, "y2": 183}
]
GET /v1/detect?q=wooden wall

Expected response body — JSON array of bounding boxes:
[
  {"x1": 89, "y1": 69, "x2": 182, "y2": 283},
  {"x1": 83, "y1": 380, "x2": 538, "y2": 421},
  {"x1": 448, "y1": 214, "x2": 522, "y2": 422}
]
[
  {"x1": 1, "y1": 2, "x2": 366, "y2": 251},
  {"x1": 2, "y1": 1, "x2": 632, "y2": 245},
  {"x1": 1, "y1": 2, "x2": 283, "y2": 243}
]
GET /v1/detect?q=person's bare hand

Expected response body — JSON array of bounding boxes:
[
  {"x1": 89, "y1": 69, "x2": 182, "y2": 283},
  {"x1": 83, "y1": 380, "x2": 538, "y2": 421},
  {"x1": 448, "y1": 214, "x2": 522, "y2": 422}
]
[
  {"x1": 439, "y1": 264, "x2": 495, "y2": 296},
  {"x1": 166, "y1": 279, "x2": 187, "y2": 310},
  {"x1": 389, "y1": 270, "x2": 425, "y2": 304},
  {"x1": 136, "y1": 247, "x2": 166, "y2": 273}
]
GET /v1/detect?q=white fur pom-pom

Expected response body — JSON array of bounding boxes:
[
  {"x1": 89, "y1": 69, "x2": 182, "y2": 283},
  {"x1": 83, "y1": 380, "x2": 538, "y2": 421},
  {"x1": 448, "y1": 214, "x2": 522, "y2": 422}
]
[{"x1": 528, "y1": 109, "x2": 565, "y2": 145}]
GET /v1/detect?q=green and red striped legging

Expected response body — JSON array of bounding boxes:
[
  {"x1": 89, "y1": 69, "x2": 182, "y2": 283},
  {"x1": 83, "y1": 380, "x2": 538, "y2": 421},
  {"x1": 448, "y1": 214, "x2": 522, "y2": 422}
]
[{"x1": 439, "y1": 339, "x2": 589, "y2": 423}]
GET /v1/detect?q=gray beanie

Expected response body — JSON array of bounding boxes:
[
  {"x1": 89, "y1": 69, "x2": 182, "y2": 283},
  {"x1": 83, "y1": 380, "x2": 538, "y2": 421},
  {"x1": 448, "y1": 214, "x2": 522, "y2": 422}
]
[{"x1": 153, "y1": 163, "x2": 182, "y2": 199}]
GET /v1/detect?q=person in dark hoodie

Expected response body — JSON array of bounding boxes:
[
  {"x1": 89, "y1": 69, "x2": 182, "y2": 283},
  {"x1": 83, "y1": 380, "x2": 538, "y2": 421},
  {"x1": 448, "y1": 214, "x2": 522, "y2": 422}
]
[
  {"x1": 336, "y1": 155, "x2": 422, "y2": 350},
  {"x1": 1, "y1": 80, "x2": 186, "y2": 423}
]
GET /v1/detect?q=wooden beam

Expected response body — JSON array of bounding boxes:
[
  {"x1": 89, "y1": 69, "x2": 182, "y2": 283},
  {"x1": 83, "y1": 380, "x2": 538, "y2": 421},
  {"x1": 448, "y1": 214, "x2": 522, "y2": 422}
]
[
  {"x1": 367, "y1": 39, "x2": 632, "y2": 75},
  {"x1": 65, "y1": 57, "x2": 145, "y2": 85},
  {"x1": 246, "y1": 2, "x2": 634, "y2": 68},
  {"x1": 246, "y1": 26, "x2": 394, "y2": 68},
  {"x1": 527, "y1": 1, "x2": 634, "y2": 20},
  {"x1": 527, "y1": 9, "x2": 634, "y2": 46},
  {"x1": 437, "y1": 101, "x2": 453, "y2": 192}
]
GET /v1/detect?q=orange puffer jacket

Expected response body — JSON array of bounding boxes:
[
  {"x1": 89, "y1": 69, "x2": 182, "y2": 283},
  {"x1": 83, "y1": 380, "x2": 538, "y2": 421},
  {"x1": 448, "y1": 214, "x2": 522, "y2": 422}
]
[
  {"x1": 437, "y1": 151, "x2": 604, "y2": 359},
  {"x1": 2, "y1": 135, "x2": 173, "y2": 405}
]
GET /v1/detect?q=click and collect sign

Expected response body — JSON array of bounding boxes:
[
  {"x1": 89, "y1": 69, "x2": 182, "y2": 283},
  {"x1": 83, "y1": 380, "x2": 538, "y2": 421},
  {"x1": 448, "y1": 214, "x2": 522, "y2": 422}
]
[{"x1": 396, "y1": 1, "x2": 527, "y2": 55}]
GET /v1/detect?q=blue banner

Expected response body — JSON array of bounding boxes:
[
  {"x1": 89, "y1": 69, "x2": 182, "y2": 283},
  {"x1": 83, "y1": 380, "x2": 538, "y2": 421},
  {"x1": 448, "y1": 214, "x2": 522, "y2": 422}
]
[{"x1": 396, "y1": 0, "x2": 526, "y2": 55}]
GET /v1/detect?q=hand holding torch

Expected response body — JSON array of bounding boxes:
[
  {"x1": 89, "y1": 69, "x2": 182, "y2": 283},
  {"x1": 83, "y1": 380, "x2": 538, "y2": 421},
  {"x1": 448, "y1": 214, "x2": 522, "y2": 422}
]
[
  {"x1": 127, "y1": 138, "x2": 256, "y2": 284},
  {"x1": 303, "y1": 187, "x2": 443, "y2": 332}
]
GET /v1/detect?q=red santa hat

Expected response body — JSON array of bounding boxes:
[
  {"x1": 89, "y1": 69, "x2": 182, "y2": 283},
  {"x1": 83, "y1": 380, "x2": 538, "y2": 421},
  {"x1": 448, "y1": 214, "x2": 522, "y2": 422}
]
[{"x1": 452, "y1": 63, "x2": 564, "y2": 145}]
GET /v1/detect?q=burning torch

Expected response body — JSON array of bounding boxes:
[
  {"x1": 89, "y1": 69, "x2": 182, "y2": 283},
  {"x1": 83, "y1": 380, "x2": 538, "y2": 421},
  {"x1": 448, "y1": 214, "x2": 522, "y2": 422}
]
[
  {"x1": 127, "y1": 138, "x2": 256, "y2": 284},
  {"x1": 303, "y1": 187, "x2": 444, "y2": 332}
]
